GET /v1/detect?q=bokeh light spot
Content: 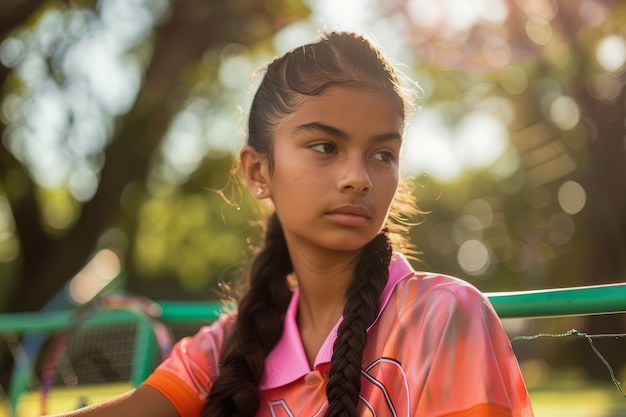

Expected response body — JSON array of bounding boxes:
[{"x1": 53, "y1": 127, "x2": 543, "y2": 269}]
[
  {"x1": 457, "y1": 239, "x2": 491, "y2": 276},
  {"x1": 525, "y1": 16, "x2": 552, "y2": 46},
  {"x1": 547, "y1": 212, "x2": 575, "y2": 245},
  {"x1": 0, "y1": 235, "x2": 20, "y2": 263},
  {"x1": 452, "y1": 215, "x2": 484, "y2": 245},
  {"x1": 550, "y1": 96, "x2": 580, "y2": 130},
  {"x1": 0, "y1": 197, "x2": 19, "y2": 263},
  {"x1": 458, "y1": 111, "x2": 508, "y2": 169},
  {"x1": 69, "y1": 167, "x2": 99, "y2": 202},
  {"x1": 69, "y1": 249, "x2": 122, "y2": 304},
  {"x1": 596, "y1": 34, "x2": 626, "y2": 72},
  {"x1": 558, "y1": 180, "x2": 586, "y2": 215},
  {"x1": 587, "y1": 73, "x2": 622, "y2": 103},
  {"x1": 219, "y1": 54, "x2": 254, "y2": 89},
  {"x1": 43, "y1": 194, "x2": 76, "y2": 230},
  {"x1": 0, "y1": 37, "x2": 24, "y2": 67},
  {"x1": 464, "y1": 198, "x2": 494, "y2": 228}
]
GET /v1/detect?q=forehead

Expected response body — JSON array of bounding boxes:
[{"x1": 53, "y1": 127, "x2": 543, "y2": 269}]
[{"x1": 279, "y1": 86, "x2": 404, "y2": 136}]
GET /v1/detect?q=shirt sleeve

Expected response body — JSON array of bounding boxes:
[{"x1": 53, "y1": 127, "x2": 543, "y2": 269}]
[
  {"x1": 141, "y1": 313, "x2": 235, "y2": 417},
  {"x1": 403, "y1": 277, "x2": 534, "y2": 417}
]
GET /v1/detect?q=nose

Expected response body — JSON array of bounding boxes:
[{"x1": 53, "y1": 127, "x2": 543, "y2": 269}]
[{"x1": 338, "y1": 155, "x2": 372, "y2": 193}]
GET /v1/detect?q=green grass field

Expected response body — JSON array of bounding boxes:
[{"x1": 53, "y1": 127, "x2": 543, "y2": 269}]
[
  {"x1": 530, "y1": 386, "x2": 626, "y2": 417},
  {"x1": 1, "y1": 382, "x2": 131, "y2": 417}
]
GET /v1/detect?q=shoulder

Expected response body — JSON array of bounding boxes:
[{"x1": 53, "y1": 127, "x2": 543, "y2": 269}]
[
  {"x1": 386, "y1": 253, "x2": 492, "y2": 319},
  {"x1": 156, "y1": 311, "x2": 238, "y2": 378},
  {"x1": 182, "y1": 312, "x2": 237, "y2": 355},
  {"x1": 141, "y1": 312, "x2": 238, "y2": 415},
  {"x1": 399, "y1": 268, "x2": 488, "y2": 304},
  {"x1": 417, "y1": 272, "x2": 486, "y2": 302},
  {"x1": 388, "y1": 253, "x2": 486, "y2": 304},
  {"x1": 390, "y1": 270, "x2": 497, "y2": 328}
]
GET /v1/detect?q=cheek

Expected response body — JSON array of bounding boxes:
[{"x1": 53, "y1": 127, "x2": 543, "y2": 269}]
[
  {"x1": 270, "y1": 156, "x2": 325, "y2": 204},
  {"x1": 377, "y1": 175, "x2": 400, "y2": 211},
  {"x1": 274, "y1": 156, "x2": 325, "y2": 187},
  {"x1": 373, "y1": 168, "x2": 399, "y2": 192}
]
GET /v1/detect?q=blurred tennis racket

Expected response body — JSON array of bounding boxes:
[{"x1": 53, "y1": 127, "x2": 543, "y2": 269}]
[{"x1": 37, "y1": 293, "x2": 173, "y2": 415}]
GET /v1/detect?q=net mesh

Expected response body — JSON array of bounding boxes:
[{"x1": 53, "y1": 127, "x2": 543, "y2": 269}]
[{"x1": 45, "y1": 322, "x2": 137, "y2": 386}]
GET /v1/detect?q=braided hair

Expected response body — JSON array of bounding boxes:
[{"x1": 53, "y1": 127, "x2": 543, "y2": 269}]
[
  {"x1": 325, "y1": 231, "x2": 392, "y2": 416},
  {"x1": 202, "y1": 213, "x2": 292, "y2": 416}
]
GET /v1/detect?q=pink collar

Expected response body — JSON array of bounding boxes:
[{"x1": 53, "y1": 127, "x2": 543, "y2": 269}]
[{"x1": 260, "y1": 253, "x2": 415, "y2": 390}]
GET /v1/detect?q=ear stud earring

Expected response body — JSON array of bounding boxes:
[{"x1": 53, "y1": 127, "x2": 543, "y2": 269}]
[{"x1": 257, "y1": 187, "x2": 264, "y2": 195}]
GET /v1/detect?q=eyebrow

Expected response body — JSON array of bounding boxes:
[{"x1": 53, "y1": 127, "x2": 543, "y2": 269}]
[{"x1": 294, "y1": 121, "x2": 402, "y2": 143}]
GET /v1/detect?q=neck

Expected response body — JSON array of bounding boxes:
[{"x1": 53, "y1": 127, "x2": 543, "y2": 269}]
[
  {"x1": 288, "y1": 246, "x2": 361, "y2": 361},
  {"x1": 290, "y1": 247, "x2": 360, "y2": 306}
]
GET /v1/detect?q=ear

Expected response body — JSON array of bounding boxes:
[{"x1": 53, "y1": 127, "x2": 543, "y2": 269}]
[{"x1": 240, "y1": 145, "x2": 271, "y2": 199}]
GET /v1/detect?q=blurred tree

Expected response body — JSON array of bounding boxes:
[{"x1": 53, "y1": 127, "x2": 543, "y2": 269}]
[
  {"x1": 385, "y1": 0, "x2": 626, "y2": 288},
  {"x1": 0, "y1": 0, "x2": 309, "y2": 313},
  {"x1": 388, "y1": 0, "x2": 626, "y2": 380}
]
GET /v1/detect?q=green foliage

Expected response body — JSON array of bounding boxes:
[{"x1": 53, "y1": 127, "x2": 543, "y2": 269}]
[
  {"x1": 0, "y1": 0, "x2": 309, "y2": 312},
  {"x1": 132, "y1": 155, "x2": 262, "y2": 298},
  {"x1": 398, "y1": 1, "x2": 626, "y2": 294}
]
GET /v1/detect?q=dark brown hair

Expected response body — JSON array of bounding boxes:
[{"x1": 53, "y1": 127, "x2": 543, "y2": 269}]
[{"x1": 202, "y1": 31, "x2": 418, "y2": 417}]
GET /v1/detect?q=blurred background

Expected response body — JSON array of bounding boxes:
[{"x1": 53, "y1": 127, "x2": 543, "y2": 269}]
[{"x1": 0, "y1": 0, "x2": 625, "y2": 414}]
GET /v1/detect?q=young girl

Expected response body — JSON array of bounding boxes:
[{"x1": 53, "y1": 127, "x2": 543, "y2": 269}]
[{"x1": 48, "y1": 31, "x2": 533, "y2": 417}]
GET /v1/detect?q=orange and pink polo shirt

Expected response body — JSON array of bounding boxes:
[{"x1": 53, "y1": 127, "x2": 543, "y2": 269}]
[{"x1": 142, "y1": 253, "x2": 533, "y2": 416}]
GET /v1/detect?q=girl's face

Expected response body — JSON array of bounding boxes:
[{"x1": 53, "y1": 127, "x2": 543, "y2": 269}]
[{"x1": 266, "y1": 86, "x2": 403, "y2": 255}]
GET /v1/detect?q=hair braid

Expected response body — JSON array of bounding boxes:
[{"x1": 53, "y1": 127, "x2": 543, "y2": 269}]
[
  {"x1": 202, "y1": 213, "x2": 293, "y2": 417},
  {"x1": 325, "y1": 231, "x2": 393, "y2": 417}
]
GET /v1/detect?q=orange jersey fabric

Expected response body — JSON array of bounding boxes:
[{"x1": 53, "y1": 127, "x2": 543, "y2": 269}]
[{"x1": 142, "y1": 253, "x2": 533, "y2": 416}]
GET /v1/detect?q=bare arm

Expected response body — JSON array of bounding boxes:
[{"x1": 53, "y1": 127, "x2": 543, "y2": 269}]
[{"x1": 46, "y1": 386, "x2": 179, "y2": 417}]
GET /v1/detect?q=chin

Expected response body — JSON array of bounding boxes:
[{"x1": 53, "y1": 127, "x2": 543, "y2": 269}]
[{"x1": 324, "y1": 235, "x2": 379, "y2": 253}]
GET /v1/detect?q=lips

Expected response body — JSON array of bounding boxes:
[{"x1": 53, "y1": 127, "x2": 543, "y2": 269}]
[
  {"x1": 329, "y1": 205, "x2": 371, "y2": 217},
  {"x1": 326, "y1": 205, "x2": 371, "y2": 226}
]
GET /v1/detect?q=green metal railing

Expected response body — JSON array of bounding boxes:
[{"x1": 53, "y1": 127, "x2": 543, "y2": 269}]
[
  {"x1": 486, "y1": 282, "x2": 626, "y2": 318},
  {"x1": 1, "y1": 282, "x2": 625, "y2": 414},
  {"x1": 3, "y1": 282, "x2": 624, "y2": 334},
  {"x1": 153, "y1": 282, "x2": 626, "y2": 321}
]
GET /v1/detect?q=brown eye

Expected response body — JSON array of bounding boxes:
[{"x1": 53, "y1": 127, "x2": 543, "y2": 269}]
[
  {"x1": 372, "y1": 150, "x2": 395, "y2": 162},
  {"x1": 310, "y1": 142, "x2": 337, "y2": 154}
]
